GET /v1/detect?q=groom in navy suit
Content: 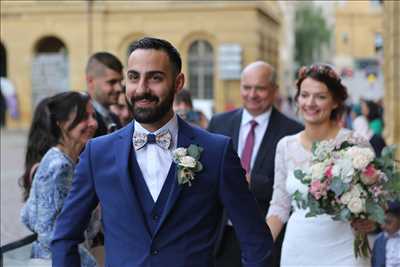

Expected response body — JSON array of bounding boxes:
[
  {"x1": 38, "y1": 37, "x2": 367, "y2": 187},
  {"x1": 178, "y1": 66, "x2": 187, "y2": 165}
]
[{"x1": 51, "y1": 37, "x2": 273, "y2": 267}]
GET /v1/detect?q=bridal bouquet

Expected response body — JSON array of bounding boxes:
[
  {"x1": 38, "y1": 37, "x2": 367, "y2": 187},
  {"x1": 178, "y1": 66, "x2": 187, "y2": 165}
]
[{"x1": 293, "y1": 136, "x2": 400, "y2": 258}]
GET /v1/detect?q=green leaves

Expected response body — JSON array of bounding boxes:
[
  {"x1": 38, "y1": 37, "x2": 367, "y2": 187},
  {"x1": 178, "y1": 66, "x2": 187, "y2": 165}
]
[
  {"x1": 187, "y1": 144, "x2": 203, "y2": 160},
  {"x1": 293, "y1": 191, "x2": 307, "y2": 209},
  {"x1": 330, "y1": 177, "x2": 348, "y2": 196},
  {"x1": 333, "y1": 208, "x2": 351, "y2": 221},
  {"x1": 365, "y1": 201, "x2": 385, "y2": 224},
  {"x1": 295, "y1": 3, "x2": 331, "y2": 65}
]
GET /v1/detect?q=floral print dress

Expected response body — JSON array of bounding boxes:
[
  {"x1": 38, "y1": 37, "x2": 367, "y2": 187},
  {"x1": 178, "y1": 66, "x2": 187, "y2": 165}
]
[{"x1": 21, "y1": 147, "x2": 97, "y2": 267}]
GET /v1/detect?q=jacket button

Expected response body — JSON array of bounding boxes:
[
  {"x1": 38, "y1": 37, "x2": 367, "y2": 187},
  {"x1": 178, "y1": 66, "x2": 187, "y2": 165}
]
[
  {"x1": 152, "y1": 214, "x2": 159, "y2": 220},
  {"x1": 151, "y1": 249, "x2": 159, "y2": 255}
]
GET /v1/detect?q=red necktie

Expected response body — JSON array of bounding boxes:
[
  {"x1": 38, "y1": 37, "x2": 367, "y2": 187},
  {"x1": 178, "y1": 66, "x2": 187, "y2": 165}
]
[{"x1": 241, "y1": 120, "x2": 258, "y2": 174}]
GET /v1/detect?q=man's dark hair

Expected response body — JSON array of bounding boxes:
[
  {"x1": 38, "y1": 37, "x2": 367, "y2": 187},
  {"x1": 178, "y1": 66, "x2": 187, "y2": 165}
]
[
  {"x1": 174, "y1": 89, "x2": 193, "y2": 109},
  {"x1": 128, "y1": 37, "x2": 182, "y2": 76},
  {"x1": 86, "y1": 52, "x2": 123, "y2": 76}
]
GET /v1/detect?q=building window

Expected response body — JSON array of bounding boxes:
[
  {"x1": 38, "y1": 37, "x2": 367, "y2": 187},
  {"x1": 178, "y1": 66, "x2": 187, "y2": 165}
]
[{"x1": 188, "y1": 40, "x2": 214, "y2": 99}]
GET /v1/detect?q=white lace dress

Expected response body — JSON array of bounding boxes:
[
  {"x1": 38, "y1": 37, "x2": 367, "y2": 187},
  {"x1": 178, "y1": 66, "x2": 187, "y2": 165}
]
[{"x1": 267, "y1": 129, "x2": 370, "y2": 267}]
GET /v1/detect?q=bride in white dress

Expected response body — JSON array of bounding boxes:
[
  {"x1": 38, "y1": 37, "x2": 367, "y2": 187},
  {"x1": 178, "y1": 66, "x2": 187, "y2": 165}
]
[{"x1": 266, "y1": 64, "x2": 375, "y2": 267}]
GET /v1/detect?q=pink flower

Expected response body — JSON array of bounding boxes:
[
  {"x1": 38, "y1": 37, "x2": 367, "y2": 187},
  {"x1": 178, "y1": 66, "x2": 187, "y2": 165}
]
[
  {"x1": 310, "y1": 180, "x2": 328, "y2": 200},
  {"x1": 325, "y1": 165, "x2": 333, "y2": 179},
  {"x1": 361, "y1": 164, "x2": 380, "y2": 185}
]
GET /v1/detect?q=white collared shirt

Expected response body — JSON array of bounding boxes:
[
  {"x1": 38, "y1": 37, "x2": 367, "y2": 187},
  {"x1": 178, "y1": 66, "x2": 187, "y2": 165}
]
[
  {"x1": 134, "y1": 115, "x2": 178, "y2": 201},
  {"x1": 386, "y1": 230, "x2": 400, "y2": 267},
  {"x1": 237, "y1": 108, "x2": 271, "y2": 172}
]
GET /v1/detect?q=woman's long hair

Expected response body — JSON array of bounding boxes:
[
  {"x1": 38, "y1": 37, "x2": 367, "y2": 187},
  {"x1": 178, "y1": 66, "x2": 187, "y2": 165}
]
[
  {"x1": 19, "y1": 97, "x2": 55, "y2": 201},
  {"x1": 19, "y1": 91, "x2": 91, "y2": 201}
]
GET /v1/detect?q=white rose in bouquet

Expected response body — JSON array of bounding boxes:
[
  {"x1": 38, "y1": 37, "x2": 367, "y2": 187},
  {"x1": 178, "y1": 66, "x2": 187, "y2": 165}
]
[
  {"x1": 310, "y1": 162, "x2": 327, "y2": 180},
  {"x1": 346, "y1": 147, "x2": 375, "y2": 170},
  {"x1": 173, "y1": 147, "x2": 187, "y2": 158},
  {"x1": 179, "y1": 156, "x2": 197, "y2": 168},
  {"x1": 340, "y1": 191, "x2": 352, "y2": 205},
  {"x1": 332, "y1": 158, "x2": 354, "y2": 183},
  {"x1": 347, "y1": 197, "x2": 365, "y2": 214}
]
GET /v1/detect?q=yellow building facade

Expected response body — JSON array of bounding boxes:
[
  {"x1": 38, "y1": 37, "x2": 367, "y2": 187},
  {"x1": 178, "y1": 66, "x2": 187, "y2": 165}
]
[
  {"x1": 0, "y1": 1, "x2": 281, "y2": 128},
  {"x1": 383, "y1": 0, "x2": 400, "y2": 155},
  {"x1": 335, "y1": 0, "x2": 383, "y2": 67}
]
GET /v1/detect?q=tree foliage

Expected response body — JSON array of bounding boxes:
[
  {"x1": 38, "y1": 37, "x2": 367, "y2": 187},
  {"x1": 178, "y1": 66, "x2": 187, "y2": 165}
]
[{"x1": 295, "y1": 3, "x2": 331, "y2": 66}]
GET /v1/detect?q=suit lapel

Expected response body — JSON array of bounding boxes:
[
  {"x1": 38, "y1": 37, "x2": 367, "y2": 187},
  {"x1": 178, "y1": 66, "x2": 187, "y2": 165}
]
[
  {"x1": 231, "y1": 109, "x2": 243, "y2": 151},
  {"x1": 115, "y1": 123, "x2": 152, "y2": 241},
  {"x1": 154, "y1": 117, "x2": 195, "y2": 236},
  {"x1": 252, "y1": 107, "x2": 279, "y2": 174}
]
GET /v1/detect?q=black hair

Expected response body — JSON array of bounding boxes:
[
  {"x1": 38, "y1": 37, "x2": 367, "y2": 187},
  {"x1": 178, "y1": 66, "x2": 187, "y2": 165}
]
[
  {"x1": 86, "y1": 51, "x2": 123, "y2": 76},
  {"x1": 295, "y1": 64, "x2": 348, "y2": 121},
  {"x1": 47, "y1": 91, "x2": 91, "y2": 143},
  {"x1": 19, "y1": 97, "x2": 55, "y2": 201},
  {"x1": 364, "y1": 100, "x2": 382, "y2": 122},
  {"x1": 128, "y1": 37, "x2": 182, "y2": 76},
  {"x1": 174, "y1": 89, "x2": 193, "y2": 109},
  {"x1": 387, "y1": 201, "x2": 400, "y2": 218}
]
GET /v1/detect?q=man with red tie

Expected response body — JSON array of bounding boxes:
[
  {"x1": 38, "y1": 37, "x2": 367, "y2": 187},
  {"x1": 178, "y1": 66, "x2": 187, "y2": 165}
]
[{"x1": 208, "y1": 61, "x2": 303, "y2": 267}]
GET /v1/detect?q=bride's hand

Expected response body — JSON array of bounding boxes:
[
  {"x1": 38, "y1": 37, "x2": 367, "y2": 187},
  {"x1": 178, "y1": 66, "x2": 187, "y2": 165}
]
[{"x1": 351, "y1": 218, "x2": 377, "y2": 234}]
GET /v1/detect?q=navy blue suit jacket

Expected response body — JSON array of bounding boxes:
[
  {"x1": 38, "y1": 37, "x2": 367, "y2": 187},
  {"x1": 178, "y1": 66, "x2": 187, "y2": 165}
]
[
  {"x1": 371, "y1": 232, "x2": 386, "y2": 267},
  {"x1": 51, "y1": 117, "x2": 273, "y2": 267}
]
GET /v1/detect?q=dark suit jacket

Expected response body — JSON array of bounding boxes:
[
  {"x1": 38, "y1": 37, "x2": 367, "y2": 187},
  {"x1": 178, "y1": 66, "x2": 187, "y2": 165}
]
[
  {"x1": 371, "y1": 232, "x2": 386, "y2": 267},
  {"x1": 208, "y1": 107, "x2": 303, "y2": 217},
  {"x1": 51, "y1": 117, "x2": 273, "y2": 267},
  {"x1": 93, "y1": 109, "x2": 121, "y2": 137}
]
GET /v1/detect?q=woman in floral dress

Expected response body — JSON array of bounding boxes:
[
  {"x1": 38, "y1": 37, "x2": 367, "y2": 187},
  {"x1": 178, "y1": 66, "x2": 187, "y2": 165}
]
[{"x1": 21, "y1": 91, "x2": 98, "y2": 267}]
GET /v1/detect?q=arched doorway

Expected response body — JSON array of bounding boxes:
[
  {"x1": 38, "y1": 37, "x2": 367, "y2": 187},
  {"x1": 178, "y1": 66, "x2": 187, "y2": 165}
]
[{"x1": 32, "y1": 36, "x2": 69, "y2": 107}]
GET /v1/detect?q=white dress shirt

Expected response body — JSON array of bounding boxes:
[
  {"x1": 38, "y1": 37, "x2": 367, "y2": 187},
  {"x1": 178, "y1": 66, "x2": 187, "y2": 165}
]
[
  {"x1": 386, "y1": 230, "x2": 400, "y2": 267},
  {"x1": 134, "y1": 115, "x2": 178, "y2": 202},
  {"x1": 237, "y1": 108, "x2": 271, "y2": 172}
]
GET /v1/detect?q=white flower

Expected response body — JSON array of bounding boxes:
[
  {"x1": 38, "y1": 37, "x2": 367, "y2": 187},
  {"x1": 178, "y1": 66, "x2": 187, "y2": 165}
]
[
  {"x1": 332, "y1": 158, "x2": 354, "y2": 183},
  {"x1": 340, "y1": 191, "x2": 352, "y2": 204},
  {"x1": 347, "y1": 197, "x2": 365, "y2": 214},
  {"x1": 179, "y1": 156, "x2": 197, "y2": 168},
  {"x1": 173, "y1": 147, "x2": 187, "y2": 158},
  {"x1": 346, "y1": 147, "x2": 375, "y2": 170},
  {"x1": 313, "y1": 141, "x2": 335, "y2": 161},
  {"x1": 349, "y1": 184, "x2": 366, "y2": 198},
  {"x1": 310, "y1": 162, "x2": 327, "y2": 180}
]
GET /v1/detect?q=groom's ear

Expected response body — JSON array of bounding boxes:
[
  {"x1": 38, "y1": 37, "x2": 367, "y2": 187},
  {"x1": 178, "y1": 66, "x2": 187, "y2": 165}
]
[{"x1": 174, "y1": 73, "x2": 185, "y2": 94}]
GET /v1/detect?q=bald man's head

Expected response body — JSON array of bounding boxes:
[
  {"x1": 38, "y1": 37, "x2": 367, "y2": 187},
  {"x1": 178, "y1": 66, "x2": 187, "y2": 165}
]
[
  {"x1": 240, "y1": 61, "x2": 278, "y2": 116},
  {"x1": 241, "y1": 61, "x2": 277, "y2": 89}
]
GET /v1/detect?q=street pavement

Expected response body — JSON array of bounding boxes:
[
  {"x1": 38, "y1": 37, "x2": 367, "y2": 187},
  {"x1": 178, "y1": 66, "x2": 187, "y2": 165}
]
[{"x1": 1, "y1": 128, "x2": 32, "y2": 247}]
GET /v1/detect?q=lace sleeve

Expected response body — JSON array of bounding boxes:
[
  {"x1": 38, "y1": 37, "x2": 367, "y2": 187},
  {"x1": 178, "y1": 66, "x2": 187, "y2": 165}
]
[{"x1": 266, "y1": 137, "x2": 291, "y2": 223}]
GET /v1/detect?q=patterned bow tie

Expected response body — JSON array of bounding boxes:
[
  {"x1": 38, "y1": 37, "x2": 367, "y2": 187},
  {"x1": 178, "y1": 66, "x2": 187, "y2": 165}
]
[{"x1": 133, "y1": 130, "x2": 172, "y2": 150}]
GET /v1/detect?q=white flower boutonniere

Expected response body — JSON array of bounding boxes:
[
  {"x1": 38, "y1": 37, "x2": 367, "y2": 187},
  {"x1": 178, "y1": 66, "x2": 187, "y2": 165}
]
[{"x1": 172, "y1": 144, "x2": 203, "y2": 186}]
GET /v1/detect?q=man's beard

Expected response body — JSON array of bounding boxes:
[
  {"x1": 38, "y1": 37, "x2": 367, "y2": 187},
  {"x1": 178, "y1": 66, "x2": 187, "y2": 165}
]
[{"x1": 128, "y1": 88, "x2": 175, "y2": 124}]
